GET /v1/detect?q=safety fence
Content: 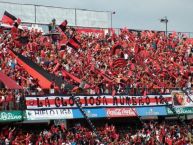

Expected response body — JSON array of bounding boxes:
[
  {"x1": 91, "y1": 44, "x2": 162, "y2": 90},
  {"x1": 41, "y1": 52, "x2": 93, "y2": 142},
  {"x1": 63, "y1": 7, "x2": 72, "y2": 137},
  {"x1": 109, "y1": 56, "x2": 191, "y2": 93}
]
[{"x1": 0, "y1": 1, "x2": 111, "y2": 28}]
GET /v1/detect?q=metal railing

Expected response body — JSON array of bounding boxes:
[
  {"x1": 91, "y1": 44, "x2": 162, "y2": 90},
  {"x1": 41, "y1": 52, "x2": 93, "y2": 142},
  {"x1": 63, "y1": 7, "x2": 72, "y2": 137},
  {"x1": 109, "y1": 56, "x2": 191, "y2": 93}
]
[{"x1": 0, "y1": 88, "x2": 192, "y2": 111}]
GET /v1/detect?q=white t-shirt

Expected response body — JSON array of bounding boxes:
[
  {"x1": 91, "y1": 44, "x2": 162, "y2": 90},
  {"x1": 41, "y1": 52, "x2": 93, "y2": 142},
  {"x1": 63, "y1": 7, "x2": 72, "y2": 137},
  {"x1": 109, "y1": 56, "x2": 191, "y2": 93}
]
[
  {"x1": 1, "y1": 96, "x2": 5, "y2": 102},
  {"x1": 124, "y1": 53, "x2": 128, "y2": 59},
  {"x1": 5, "y1": 138, "x2": 10, "y2": 145},
  {"x1": 15, "y1": 94, "x2": 21, "y2": 103}
]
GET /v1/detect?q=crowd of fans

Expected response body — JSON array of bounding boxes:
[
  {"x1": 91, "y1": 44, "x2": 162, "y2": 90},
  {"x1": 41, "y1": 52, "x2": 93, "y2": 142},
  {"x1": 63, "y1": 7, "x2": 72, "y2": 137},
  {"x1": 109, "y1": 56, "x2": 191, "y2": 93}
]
[
  {"x1": 0, "y1": 19, "x2": 192, "y2": 95},
  {"x1": 0, "y1": 16, "x2": 193, "y2": 145},
  {"x1": 0, "y1": 18, "x2": 192, "y2": 110},
  {"x1": 0, "y1": 120, "x2": 192, "y2": 145},
  {"x1": 3, "y1": 19, "x2": 193, "y2": 95},
  {"x1": 0, "y1": 31, "x2": 41, "y2": 92},
  {"x1": 0, "y1": 89, "x2": 24, "y2": 111},
  {"x1": 0, "y1": 32, "x2": 37, "y2": 109}
]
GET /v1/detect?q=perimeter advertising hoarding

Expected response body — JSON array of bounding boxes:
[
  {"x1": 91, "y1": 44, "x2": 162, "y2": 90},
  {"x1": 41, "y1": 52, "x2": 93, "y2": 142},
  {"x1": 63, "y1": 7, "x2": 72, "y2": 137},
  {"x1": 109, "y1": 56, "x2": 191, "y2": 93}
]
[
  {"x1": 72, "y1": 108, "x2": 106, "y2": 118},
  {"x1": 165, "y1": 116, "x2": 186, "y2": 120},
  {"x1": 140, "y1": 116, "x2": 158, "y2": 120},
  {"x1": 167, "y1": 107, "x2": 193, "y2": 115},
  {"x1": 106, "y1": 108, "x2": 137, "y2": 117},
  {"x1": 24, "y1": 107, "x2": 169, "y2": 120},
  {"x1": 136, "y1": 107, "x2": 167, "y2": 116},
  {"x1": 25, "y1": 94, "x2": 172, "y2": 110},
  {"x1": 25, "y1": 109, "x2": 73, "y2": 120},
  {"x1": 187, "y1": 115, "x2": 193, "y2": 120},
  {"x1": 0, "y1": 111, "x2": 22, "y2": 122}
]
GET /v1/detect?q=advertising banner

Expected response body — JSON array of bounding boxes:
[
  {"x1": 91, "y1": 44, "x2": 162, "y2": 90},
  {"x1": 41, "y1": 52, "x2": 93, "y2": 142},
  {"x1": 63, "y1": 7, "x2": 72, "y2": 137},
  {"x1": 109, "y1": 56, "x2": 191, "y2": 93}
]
[
  {"x1": 26, "y1": 94, "x2": 172, "y2": 109},
  {"x1": 141, "y1": 116, "x2": 158, "y2": 120},
  {"x1": 76, "y1": 28, "x2": 104, "y2": 35},
  {"x1": 167, "y1": 107, "x2": 193, "y2": 115},
  {"x1": 72, "y1": 108, "x2": 106, "y2": 118},
  {"x1": 172, "y1": 91, "x2": 193, "y2": 107},
  {"x1": 0, "y1": 111, "x2": 22, "y2": 122},
  {"x1": 25, "y1": 109, "x2": 73, "y2": 120},
  {"x1": 106, "y1": 108, "x2": 137, "y2": 117},
  {"x1": 136, "y1": 107, "x2": 167, "y2": 116},
  {"x1": 187, "y1": 115, "x2": 193, "y2": 120}
]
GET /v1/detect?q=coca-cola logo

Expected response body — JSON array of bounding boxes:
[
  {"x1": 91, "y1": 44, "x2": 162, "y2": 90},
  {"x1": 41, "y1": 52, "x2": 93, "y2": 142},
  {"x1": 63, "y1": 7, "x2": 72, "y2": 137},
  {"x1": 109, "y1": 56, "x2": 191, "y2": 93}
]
[{"x1": 106, "y1": 108, "x2": 136, "y2": 117}]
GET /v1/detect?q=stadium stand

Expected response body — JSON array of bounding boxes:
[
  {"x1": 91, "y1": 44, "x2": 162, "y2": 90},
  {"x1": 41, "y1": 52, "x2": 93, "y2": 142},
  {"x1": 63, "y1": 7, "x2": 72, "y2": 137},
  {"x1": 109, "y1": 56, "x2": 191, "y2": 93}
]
[
  {"x1": 0, "y1": 120, "x2": 193, "y2": 144},
  {"x1": 0, "y1": 10, "x2": 192, "y2": 145},
  {"x1": 1, "y1": 19, "x2": 192, "y2": 95}
]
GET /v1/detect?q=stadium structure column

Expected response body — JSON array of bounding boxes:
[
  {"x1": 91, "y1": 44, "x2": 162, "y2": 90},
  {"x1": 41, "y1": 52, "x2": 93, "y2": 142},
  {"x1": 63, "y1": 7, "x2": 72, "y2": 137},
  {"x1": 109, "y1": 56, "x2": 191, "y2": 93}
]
[
  {"x1": 75, "y1": 8, "x2": 77, "y2": 26},
  {"x1": 34, "y1": 4, "x2": 37, "y2": 23},
  {"x1": 111, "y1": 11, "x2": 116, "y2": 28}
]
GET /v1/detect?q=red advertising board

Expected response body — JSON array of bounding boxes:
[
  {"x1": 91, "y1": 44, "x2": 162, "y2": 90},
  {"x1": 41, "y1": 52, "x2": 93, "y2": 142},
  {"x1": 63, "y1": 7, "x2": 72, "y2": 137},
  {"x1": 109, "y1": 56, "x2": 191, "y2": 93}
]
[
  {"x1": 76, "y1": 28, "x2": 104, "y2": 35},
  {"x1": 106, "y1": 108, "x2": 137, "y2": 117}
]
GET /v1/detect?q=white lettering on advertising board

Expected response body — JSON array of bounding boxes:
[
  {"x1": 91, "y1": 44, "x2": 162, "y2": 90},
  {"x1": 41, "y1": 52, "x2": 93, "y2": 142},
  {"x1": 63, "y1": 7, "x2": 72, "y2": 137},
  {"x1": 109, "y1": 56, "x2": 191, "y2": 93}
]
[{"x1": 25, "y1": 109, "x2": 73, "y2": 120}]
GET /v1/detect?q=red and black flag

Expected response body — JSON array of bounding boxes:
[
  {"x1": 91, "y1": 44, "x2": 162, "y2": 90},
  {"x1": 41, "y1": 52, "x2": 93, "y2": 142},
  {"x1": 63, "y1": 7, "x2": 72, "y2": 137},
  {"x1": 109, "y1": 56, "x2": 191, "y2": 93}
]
[
  {"x1": 16, "y1": 36, "x2": 29, "y2": 45},
  {"x1": 111, "y1": 43, "x2": 123, "y2": 55},
  {"x1": 59, "y1": 20, "x2": 68, "y2": 32},
  {"x1": 1, "y1": 11, "x2": 17, "y2": 25},
  {"x1": 66, "y1": 36, "x2": 81, "y2": 49},
  {"x1": 59, "y1": 33, "x2": 68, "y2": 50},
  {"x1": 112, "y1": 58, "x2": 127, "y2": 68}
]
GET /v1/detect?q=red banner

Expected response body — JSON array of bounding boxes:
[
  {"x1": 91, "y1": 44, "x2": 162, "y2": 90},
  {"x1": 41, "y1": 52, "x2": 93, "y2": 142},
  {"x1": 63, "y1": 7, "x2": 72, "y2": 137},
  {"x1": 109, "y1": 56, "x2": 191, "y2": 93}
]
[{"x1": 76, "y1": 28, "x2": 104, "y2": 35}]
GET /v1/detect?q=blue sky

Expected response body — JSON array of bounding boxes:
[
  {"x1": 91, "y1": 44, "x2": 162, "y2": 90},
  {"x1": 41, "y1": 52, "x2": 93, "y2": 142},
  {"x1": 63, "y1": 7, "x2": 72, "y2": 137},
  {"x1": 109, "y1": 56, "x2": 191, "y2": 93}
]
[{"x1": 0, "y1": 0, "x2": 193, "y2": 33}]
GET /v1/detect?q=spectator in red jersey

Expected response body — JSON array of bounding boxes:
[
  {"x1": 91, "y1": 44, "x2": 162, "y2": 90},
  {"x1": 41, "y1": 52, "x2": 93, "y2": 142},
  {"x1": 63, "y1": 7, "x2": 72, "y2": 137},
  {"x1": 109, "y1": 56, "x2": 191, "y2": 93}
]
[{"x1": 7, "y1": 91, "x2": 14, "y2": 110}]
